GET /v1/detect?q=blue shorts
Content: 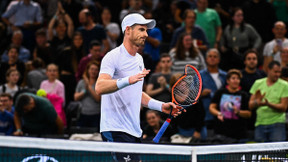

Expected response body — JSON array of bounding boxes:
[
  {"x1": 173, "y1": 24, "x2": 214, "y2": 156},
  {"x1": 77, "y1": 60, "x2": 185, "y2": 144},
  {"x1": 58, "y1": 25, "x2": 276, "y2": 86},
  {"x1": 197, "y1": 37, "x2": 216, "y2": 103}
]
[{"x1": 101, "y1": 131, "x2": 141, "y2": 162}]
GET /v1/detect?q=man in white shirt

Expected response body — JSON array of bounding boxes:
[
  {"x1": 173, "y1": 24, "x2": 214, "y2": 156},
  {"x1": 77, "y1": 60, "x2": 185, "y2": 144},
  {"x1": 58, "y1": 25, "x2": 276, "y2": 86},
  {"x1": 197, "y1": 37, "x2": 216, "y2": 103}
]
[{"x1": 95, "y1": 13, "x2": 182, "y2": 161}]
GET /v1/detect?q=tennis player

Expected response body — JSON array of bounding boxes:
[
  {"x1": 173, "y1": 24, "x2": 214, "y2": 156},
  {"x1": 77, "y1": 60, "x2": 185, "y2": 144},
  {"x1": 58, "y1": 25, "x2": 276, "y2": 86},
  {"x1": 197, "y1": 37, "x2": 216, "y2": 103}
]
[{"x1": 95, "y1": 13, "x2": 182, "y2": 161}]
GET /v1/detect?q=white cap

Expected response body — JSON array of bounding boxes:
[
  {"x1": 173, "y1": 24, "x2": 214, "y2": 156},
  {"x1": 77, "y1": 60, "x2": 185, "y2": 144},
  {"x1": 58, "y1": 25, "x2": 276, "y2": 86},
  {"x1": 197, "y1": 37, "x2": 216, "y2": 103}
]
[{"x1": 121, "y1": 13, "x2": 156, "y2": 33}]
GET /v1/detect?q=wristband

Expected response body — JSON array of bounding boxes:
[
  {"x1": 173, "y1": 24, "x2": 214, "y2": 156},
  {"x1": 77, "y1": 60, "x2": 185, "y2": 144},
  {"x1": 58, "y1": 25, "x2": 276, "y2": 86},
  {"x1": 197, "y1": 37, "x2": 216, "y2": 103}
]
[
  {"x1": 116, "y1": 76, "x2": 130, "y2": 89},
  {"x1": 148, "y1": 99, "x2": 164, "y2": 112},
  {"x1": 17, "y1": 129, "x2": 22, "y2": 132}
]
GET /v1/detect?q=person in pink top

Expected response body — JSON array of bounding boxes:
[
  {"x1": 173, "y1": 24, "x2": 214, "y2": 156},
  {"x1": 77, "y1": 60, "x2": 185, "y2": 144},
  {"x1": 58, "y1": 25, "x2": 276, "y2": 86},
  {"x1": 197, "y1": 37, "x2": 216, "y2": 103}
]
[{"x1": 40, "y1": 64, "x2": 65, "y2": 105}]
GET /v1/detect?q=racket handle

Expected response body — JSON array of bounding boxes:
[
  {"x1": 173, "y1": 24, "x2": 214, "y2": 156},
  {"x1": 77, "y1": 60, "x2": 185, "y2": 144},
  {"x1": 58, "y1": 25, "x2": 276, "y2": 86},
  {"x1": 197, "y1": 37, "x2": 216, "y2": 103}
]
[{"x1": 153, "y1": 118, "x2": 171, "y2": 143}]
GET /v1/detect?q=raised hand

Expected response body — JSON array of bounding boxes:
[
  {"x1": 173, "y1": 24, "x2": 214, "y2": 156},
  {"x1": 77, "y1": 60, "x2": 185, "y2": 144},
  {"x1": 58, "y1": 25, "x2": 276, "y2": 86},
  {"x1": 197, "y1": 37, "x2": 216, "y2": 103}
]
[{"x1": 129, "y1": 69, "x2": 150, "y2": 84}]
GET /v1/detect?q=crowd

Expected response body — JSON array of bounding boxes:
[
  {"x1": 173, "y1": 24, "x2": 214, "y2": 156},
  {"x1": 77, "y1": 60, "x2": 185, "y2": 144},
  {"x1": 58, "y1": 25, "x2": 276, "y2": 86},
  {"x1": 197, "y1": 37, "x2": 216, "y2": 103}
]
[{"x1": 0, "y1": 0, "x2": 288, "y2": 144}]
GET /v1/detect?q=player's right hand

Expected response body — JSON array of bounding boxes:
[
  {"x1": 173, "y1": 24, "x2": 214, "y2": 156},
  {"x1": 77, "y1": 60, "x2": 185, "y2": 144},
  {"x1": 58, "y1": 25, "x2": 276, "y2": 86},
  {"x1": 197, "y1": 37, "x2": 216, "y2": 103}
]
[{"x1": 129, "y1": 68, "x2": 150, "y2": 84}]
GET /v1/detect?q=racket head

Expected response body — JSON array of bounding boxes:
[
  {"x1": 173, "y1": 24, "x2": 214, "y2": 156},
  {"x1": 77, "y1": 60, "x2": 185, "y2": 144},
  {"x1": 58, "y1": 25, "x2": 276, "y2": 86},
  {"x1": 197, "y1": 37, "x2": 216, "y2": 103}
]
[{"x1": 171, "y1": 65, "x2": 202, "y2": 107}]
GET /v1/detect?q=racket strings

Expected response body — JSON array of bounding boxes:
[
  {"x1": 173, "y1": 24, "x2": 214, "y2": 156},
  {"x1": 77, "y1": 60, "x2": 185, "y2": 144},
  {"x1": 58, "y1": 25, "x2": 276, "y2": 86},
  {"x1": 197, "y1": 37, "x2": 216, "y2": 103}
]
[{"x1": 173, "y1": 73, "x2": 200, "y2": 105}]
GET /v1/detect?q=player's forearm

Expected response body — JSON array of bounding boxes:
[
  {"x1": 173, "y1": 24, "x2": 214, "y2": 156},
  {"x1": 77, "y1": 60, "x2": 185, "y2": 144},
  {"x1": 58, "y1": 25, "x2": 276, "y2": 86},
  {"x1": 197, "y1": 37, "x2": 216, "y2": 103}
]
[
  {"x1": 146, "y1": 87, "x2": 164, "y2": 97},
  {"x1": 95, "y1": 79, "x2": 118, "y2": 95},
  {"x1": 13, "y1": 112, "x2": 22, "y2": 130},
  {"x1": 141, "y1": 92, "x2": 152, "y2": 108}
]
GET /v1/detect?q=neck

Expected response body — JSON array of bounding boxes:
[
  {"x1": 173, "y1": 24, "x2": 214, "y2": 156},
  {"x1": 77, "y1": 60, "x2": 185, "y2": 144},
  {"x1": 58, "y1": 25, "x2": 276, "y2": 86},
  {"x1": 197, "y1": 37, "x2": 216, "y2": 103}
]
[
  {"x1": 161, "y1": 69, "x2": 171, "y2": 74},
  {"x1": 85, "y1": 22, "x2": 95, "y2": 30},
  {"x1": 123, "y1": 38, "x2": 138, "y2": 56},
  {"x1": 227, "y1": 86, "x2": 239, "y2": 93},
  {"x1": 245, "y1": 67, "x2": 257, "y2": 74},
  {"x1": 185, "y1": 26, "x2": 193, "y2": 33},
  {"x1": 102, "y1": 20, "x2": 109, "y2": 27},
  {"x1": 267, "y1": 78, "x2": 277, "y2": 86},
  {"x1": 8, "y1": 60, "x2": 16, "y2": 65},
  {"x1": 234, "y1": 23, "x2": 241, "y2": 28},
  {"x1": 48, "y1": 79, "x2": 56, "y2": 82},
  {"x1": 89, "y1": 78, "x2": 96, "y2": 85},
  {"x1": 7, "y1": 82, "x2": 16, "y2": 88},
  {"x1": 207, "y1": 66, "x2": 219, "y2": 73}
]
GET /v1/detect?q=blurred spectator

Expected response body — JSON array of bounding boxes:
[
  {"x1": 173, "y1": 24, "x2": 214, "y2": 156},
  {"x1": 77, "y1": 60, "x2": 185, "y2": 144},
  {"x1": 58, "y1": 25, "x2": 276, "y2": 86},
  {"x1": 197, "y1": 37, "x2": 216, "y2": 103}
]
[
  {"x1": 280, "y1": 47, "x2": 288, "y2": 68},
  {"x1": 249, "y1": 61, "x2": 288, "y2": 142},
  {"x1": 210, "y1": 69, "x2": 251, "y2": 141},
  {"x1": 220, "y1": 8, "x2": 262, "y2": 70},
  {"x1": 2, "y1": 30, "x2": 31, "y2": 63},
  {"x1": 170, "y1": 9, "x2": 209, "y2": 52},
  {"x1": 48, "y1": 2, "x2": 74, "y2": 62},
  {"x1": 33, "y1": 28, "x2": 53, "y2": 66},
  {"x1": 263, "y1": 21, "x2": 288, "y2": 72},
  {"x1": 74, "y1": 61, "x2": 101, "y2": 129},
  {"x1": 1, "y1": 0, "x2": 43, "y2": 53},
  {"x1": 241, "y1": 50, "x2": 266, "y2": 94},
  {"x1": 200, "y1": 49, "x2": 226, "y2": 130},
  {"x1": 269, "y1": 0, "x2": 288, "y2": 26},
  {"x1": 77, "y1": 8, "x2": 109, "y2": 55},
  {"x1": 26, "y1": 58, "x2": 47, "y2": 91},
  {"x1": 57, "y1": 32, "x2": 85, "y2": 106},
  {"x1": 174, "y1": 0, "x2": 197, "y2": 23},
  {"x1": 76, "y1": 40, "x2": 103, "y2": 82},
  {"x1": 137, "y1": 45, "x2": 155, "y2": 85},
  {"x1": 195, "y1": 0, "x2": 222, "y2": 48},
  {"x1": 101, "y1": 7, "x2": 120, "y2": 50},
  {"x1": 0, "y1": 93, "x2": 15, "y2": 135},
  {"x1": 0, "y1": 45, "x2": 26, "y2": 85},
  {"x1": 61, "y1": 0, "x2": 83, "y2": 29},
  {"x1": 242, "y1": 0, "x2": 277, "y2": 43},
  {"x1": 146, "y1": 54, "x2": 172, "y2": 103},
  {"x1": 40, "y1": 64, "x2": 65, "y2": 105},
  {"x1": 142, "y1": 110, "x2": 175, "y2": 142},
  {"x1": 169, "y1": 33, "x2": 206, "y2": 73},
  {"x1": 13, "y1": 93, "x2": 64, "y2": 136},
  {"x1": 119, "y1": 0, "x2": 145, "y2": 22},
  {"x1": 281, "y1": 66, "x2": 288, "y2": 81},
  {"x1": 0, "y1": 69, "x2": 21, "y2": 98},
  {"x1": 143, "y1": 11, "x2": 162, "y2": 65}
]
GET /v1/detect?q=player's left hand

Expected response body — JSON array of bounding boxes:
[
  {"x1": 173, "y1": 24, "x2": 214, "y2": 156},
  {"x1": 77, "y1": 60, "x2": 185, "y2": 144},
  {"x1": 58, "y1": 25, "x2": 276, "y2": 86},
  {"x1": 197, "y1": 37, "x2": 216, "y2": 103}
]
[{"x1": 161, "y1": 102, "x2": 185, "y2": 118}]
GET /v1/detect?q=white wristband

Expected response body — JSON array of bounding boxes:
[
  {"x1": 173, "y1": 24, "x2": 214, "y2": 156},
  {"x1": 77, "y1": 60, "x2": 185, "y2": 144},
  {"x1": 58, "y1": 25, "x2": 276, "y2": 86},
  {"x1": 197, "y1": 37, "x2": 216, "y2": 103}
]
[
  {"x1": 116, "y1": 76, "x2": 130, "y2": 89},
  {"x1": 148, "y1": 98, "x2": 164, "y2": 112}
]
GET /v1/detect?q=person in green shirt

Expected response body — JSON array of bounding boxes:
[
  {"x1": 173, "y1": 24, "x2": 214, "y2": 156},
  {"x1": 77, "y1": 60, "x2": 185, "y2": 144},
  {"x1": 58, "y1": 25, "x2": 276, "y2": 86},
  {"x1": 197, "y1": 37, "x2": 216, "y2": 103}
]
[
  {"x1": 13, "y1": 93, "x2": 64, "y2": 136},
  {"x1": 195, "y1": 0, "x2": 222, "y2": 48},
  {"x1": 249, "y1": 61, "x2": 288, "y2": 142}
]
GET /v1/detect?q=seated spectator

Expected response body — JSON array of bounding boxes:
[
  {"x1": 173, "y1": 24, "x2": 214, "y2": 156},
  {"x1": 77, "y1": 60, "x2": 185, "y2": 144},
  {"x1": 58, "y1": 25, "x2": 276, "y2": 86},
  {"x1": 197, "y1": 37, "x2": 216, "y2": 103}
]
[
  {"x1": 0, "y1": 93, "x2": 15, "y2": 135},
  {"x1": 33, "y1": 28, "x2": 53, "y2": 66},
  {"x1": 13, "y1": 93, "x2": 64, "y2": 136},
  {"x1": 75, "y1": 40, "x2": 103, "y2": 82},
  {"x1": 74, "y1": 61, "x2": 101, "y2": 129},
  {"x1": 142, "y1": 110, "x2": 175, "y2": 143},
  {"x1": 169, "y1": 33, "x2": 206, "y2": 73},
  {"x1": 209, "y1": 69, "x2": 251, "y2": 141},
  {"x1": 220, "y1": 8, "x2": 262, "y2": 70},
  {"x1": 280, "y1": 47, "x2": 288, "y2": 67},
  {"x1": 0, "y1": 69, "x2": 21, "y2": 98},
  {"x1": 40, "y1": 64, "x2": 65, "y2": 105},
  {"x1": 26, "y1": 58, "x2": 47, "y2": 91},
  {"x1": 1, "y1": 30, "x2": 30, "y2": 63},
  {"x1": 101, "y1": 7, "x2": 120, "y2": 50},
  {"x1": 0, "y1": 45, "x2": 26, "y2": 85}
]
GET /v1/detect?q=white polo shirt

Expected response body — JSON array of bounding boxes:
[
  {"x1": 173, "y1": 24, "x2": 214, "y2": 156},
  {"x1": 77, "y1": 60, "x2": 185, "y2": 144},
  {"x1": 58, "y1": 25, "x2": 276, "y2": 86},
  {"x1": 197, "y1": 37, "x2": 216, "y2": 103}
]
[{"x1": 99, "y1": 44, "x2": 144, "y2": 138}]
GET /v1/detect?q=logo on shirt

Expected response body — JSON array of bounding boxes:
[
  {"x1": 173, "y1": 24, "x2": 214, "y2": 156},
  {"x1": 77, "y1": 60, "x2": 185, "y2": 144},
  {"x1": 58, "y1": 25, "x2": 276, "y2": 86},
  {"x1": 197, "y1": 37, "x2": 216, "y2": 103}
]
[{"x1": 139, "y1": 65, "x2": 142, "y2": 71}]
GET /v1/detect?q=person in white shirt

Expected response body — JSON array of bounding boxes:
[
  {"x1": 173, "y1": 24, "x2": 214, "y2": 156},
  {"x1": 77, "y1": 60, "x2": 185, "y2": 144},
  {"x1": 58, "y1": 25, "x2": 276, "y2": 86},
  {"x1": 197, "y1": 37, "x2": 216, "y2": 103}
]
[{"x1": 95, "y1": 13, "x2": 182, "y2": 161}]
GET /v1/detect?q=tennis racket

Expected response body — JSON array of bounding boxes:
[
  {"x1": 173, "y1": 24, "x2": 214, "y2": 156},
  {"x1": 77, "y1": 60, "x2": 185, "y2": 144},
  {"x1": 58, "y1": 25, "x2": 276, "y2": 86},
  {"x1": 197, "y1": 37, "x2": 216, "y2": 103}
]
[{"x1": 153, "y1": 64, "x2": 202, "y2": 143}]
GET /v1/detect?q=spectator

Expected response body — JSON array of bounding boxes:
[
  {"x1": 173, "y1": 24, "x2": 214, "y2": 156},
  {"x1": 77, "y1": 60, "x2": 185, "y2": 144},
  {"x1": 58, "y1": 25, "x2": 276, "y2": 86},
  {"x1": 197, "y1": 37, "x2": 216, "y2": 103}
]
[
  {"x1": 0, "y1": 69, "x2": 21, "y2": 98},
  {"x1": 77, "y1": 9, "x2": 109, "y2": 55},
  {"x1": 76, "y1": 40, "x2": 103, "y2": 82},
  {"x1": 142, "y1": 110, "x2": 175, "y2": 142},
  {"x1": 195, "y1": 0, "x2": 222, "y2": 48},
  {"x1": 242, "y1": 0, "x2": 277, "y2": 43},
  {"x1": 101, "y1": 7, "x2": 121, "y2": 50},
  {"x1": 61, "y1": 0, "x2": 82, "y2": 29},
  {"x1": 0, "y1": 45, "x2": 26, "y2": 85},
  {"x1": 33, "y1": 28, "x2": 53, "y2": 66},
  {"x1": 13, "y1": 93, "x2": 64, "y2": 136},
  {"x1": 269, "y1": 0, "x2": 288, "y2": 26},
  {"x1": 281, "y1": 66, "x2": 288, "y2": 81},
  {"x1": 249, "y1": 61, "x2": 288, "y2": 142},
  {"x1": 173, "y1": 0, "x2": 197, "y2": 23},
  {"x1": 0, "y1": 93, "x2": 15, "y2": 135},
  {"x1": 241, "y1": 50, "x2": 266, "y2": 94},
  {"x1": 48, "y1": 2, "x2": 74, "y2": 62},
  {"x1": 263, "y1": 21, "x2": 288, "y2": 72},
  {"x1": 1, "y1": 0, "x2": 43, "y2": 52},
  {"x1": 280, "y1": 47, "x2": 288, "y2": 68},
  {"x1": 40, "y1": 64, "x2": 65, "y2": 106},
  {"x1": 119, "y1": 0, "x2": 145, "y2": 22},
  {"x1": 169, "y1": 33, "x2": 206, "y2": 73},
  {"x1": 26, "y1": 58, "x2": 47, "y2": 91},
  {"x1": 209, "y1": 69, "x2": 251, "y2": 141},
  {"x1": 200, "y1": 49, "x2": 227, "y2": 131},
  {"x1": 220, "y1": 8, "x2": 262, "y2": 70},
  {"x1": 1, "y1": 30, "x2": 31, "y2": 63},
  {"x1": 74, "y1": 61, "x2": 101, "y2": 129},
  {"x1": 170, "y1": 9, "x2": 209, "y2": 52}
]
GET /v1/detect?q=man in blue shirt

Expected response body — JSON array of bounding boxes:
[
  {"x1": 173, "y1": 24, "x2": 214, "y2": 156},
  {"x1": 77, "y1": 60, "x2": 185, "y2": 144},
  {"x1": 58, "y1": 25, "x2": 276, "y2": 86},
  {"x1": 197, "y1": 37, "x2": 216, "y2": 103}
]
[{"x1": 0, "y1": 93, "x2": 15, "y2": 135}]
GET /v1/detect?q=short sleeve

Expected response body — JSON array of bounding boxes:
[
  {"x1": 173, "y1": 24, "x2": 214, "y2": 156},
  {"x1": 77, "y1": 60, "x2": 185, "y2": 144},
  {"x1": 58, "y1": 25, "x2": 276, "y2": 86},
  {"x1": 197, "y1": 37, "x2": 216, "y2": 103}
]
[
  {"x1": 249, "y1": 80, "x2": 260, "y2": 95},
  {"x1": 99, "y1": 53, "x2": 116, "y2": 77}
]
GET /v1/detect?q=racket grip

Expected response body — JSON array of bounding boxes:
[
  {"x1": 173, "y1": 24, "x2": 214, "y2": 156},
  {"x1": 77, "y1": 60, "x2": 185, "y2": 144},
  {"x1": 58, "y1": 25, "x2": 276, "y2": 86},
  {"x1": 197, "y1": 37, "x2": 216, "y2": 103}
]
[{"x1": 153, "y1": 118, "x2": 171, "y2": 143}]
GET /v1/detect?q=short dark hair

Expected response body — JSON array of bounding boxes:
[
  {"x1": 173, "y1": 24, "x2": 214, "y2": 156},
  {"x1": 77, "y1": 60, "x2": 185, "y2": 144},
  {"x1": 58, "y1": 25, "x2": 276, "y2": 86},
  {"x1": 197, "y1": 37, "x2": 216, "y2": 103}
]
[
  {"x1": 183, "y1": 9, "x2": 196, "y2": 20},
  {"x1": 226, "y1": 69, "x2": 242, "y2": 80},
  {"x1": 244, "y1": 49, "x2": 258, "y2": 60},
  {"x1": 0, "y1": 93, "x2": 12, "y2": 100},
  {"x1": 281, "y1": 67, "x2": 288, "y2": 78},
  {"x1": 89, "y1": 40, "x2": 101, "y2": 49},
  {"x1": 32, "y1": 58, "x2": 45, "y2": 69},
  {"x1": 160, "y1": 53, "x2": 171, "y2": 60},
  {"x1": 268, "y1": 61, "x2": 281, "y2": 70},
  {"x1": 16, "y1": 94, "x2": 32, "y2": 111},
  {"x1": 35, "y1": 28, "x2": 46, "y2": 37},
  {"x1": 6, "y1": 68, "x2": 19, "y2": 77},
  {"x1": 7, "y1": 44, "x2": 19, "y2": 54}
]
